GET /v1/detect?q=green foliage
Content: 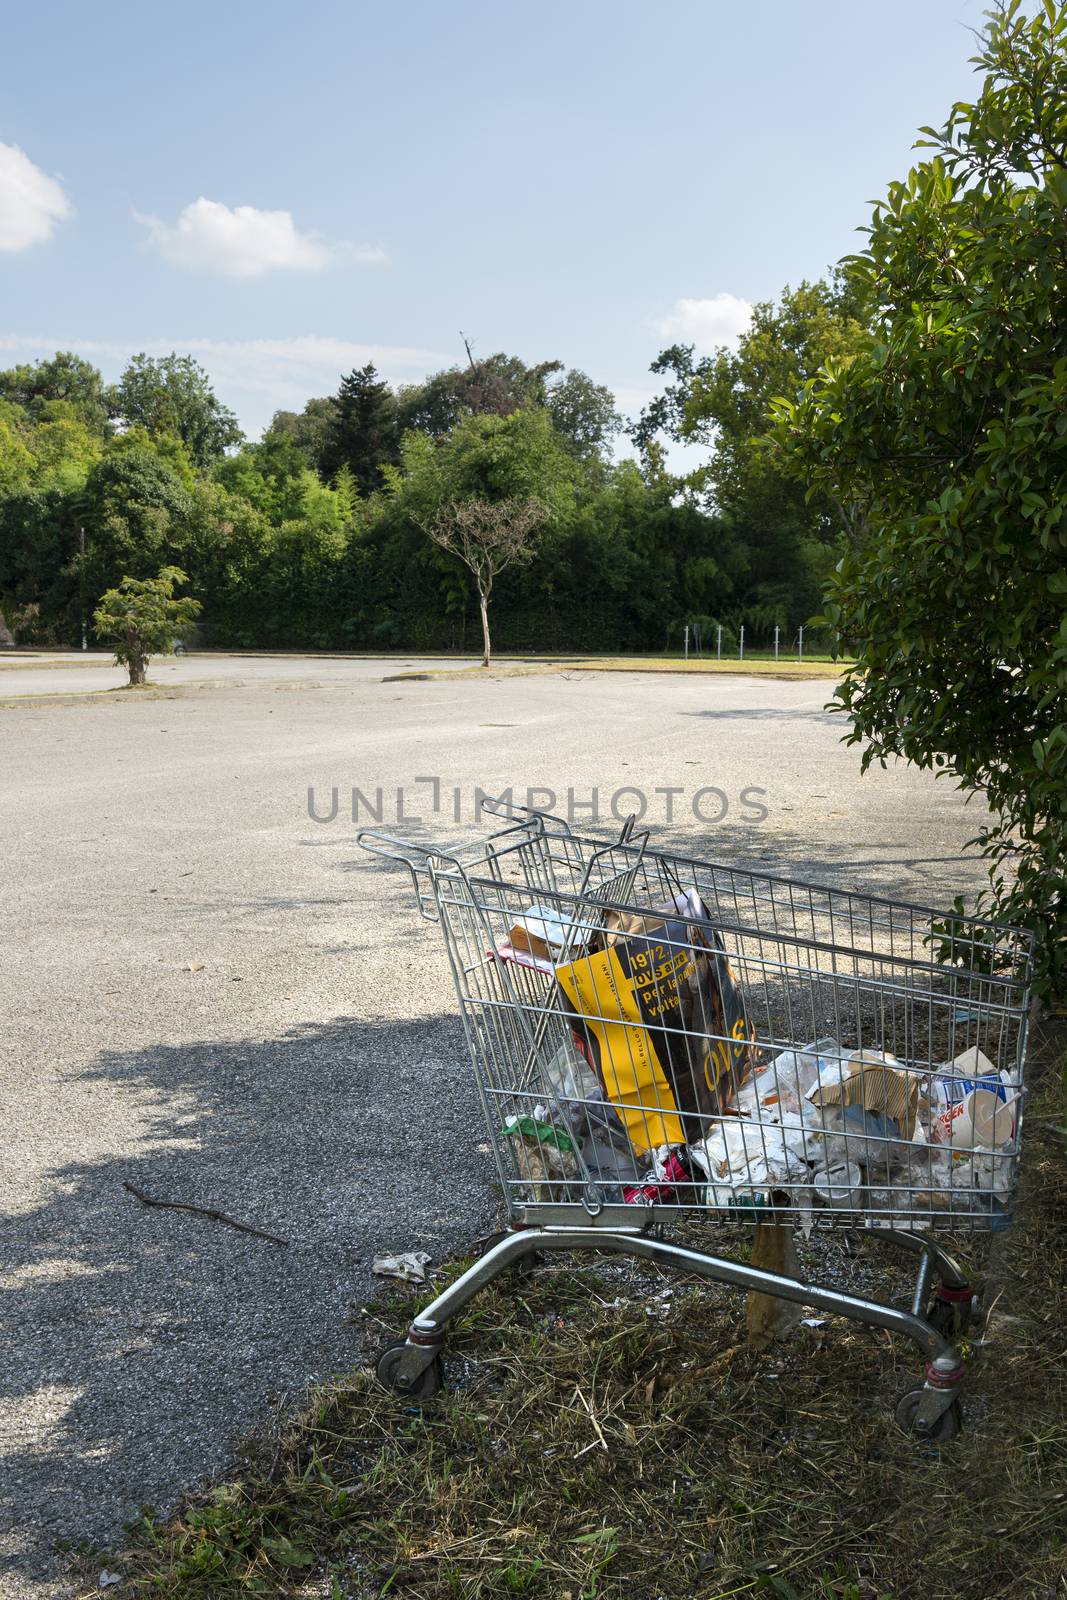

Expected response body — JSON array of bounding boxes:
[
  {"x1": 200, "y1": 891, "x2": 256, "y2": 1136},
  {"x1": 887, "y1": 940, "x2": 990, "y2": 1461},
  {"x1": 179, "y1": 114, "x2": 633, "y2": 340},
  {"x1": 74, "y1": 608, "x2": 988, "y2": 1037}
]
[
  {"x1": 635, "y1": 278, "x2": 867, "y2": 627},
  {"x1": 213, "y1": 436, "x2": 324, "y2": 523},
  {"x1": 319, "y1": 363, "x2": 400, "y2": 493},
  {"x1": 265, "y1": 396, "x2": 339, "y2": 474},
  {"x1": 391, "y1": 406, "x2": 578, "y2": 517},
  {"x1": 258, "y1": 518, "x2": 352, "y2": 649},
  {"x1": 78, "y1": 442, "x2": 195, "y2": 603},
  {"x1": 93, "y1": 565, "x2": 201, "y2": 685},
  {"x1": 111, "y1": 354, "x2": 242, "y2": 466},
  {"x1": 0, "y1": 405, "x2": 105, "y2": 639},
  {"x1": 0, "y1": 489, "x2": 81, "y2": 636},
  {"x1": 769, "y1": 0, "x2": 1067, "y2": 996},
  {"x1": 545, "y1": 367, "x2": 622, "y2": 460},
  {"x1": 0, "y1": 351, "x2": 112, "y2": 436},
  {"x1": 395, "y1": 351, "x2": 563, "y2": 436},
  {"x1": 179, "y1": 480, "x2": 272, "y2": 642},
  {"x1": 26, "y1": 415, "x2": 103, "y2": 491},
  {"x1": 0, "y1": 419, "x2": 34, "y2": 495},
  {"x1": 394, "y1": 353, "x2": 619, "y2": 461}
]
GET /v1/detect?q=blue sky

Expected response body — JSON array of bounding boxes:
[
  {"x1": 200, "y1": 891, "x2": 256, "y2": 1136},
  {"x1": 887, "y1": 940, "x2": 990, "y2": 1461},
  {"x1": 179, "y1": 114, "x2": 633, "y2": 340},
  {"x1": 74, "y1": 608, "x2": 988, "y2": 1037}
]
[{"x1": 1, "y1": 0, "x2": 987, "y2": 440}]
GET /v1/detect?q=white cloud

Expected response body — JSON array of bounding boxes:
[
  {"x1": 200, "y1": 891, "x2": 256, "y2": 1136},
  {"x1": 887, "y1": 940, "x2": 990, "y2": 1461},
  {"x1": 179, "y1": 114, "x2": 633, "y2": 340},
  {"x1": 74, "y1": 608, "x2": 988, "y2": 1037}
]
[
  {"x1": 133, "y1": 336, "x2": 440, "y2": 402},
  {"x1": 0, "y1": 333, "x2": 448, "y2": 436},
  {"x1": 610, "y1": 382, "x2": 664, "y2": 418},
  {"x1": 138, "y1": 197, "x2": 385, "y2": 278},
  {"x1": 0, "y1": 143, "x2": 72, "y2": 253},
  {"x1": 654, "y1": 292, "x2": 753, "y2": 354}
]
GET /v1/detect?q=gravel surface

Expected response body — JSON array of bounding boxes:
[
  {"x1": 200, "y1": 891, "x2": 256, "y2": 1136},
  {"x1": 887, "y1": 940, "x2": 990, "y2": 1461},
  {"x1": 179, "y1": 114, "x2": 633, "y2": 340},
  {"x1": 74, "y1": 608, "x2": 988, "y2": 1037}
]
[{"x1": 0, "y1": 659, "x2": 995, "y2": 1596}]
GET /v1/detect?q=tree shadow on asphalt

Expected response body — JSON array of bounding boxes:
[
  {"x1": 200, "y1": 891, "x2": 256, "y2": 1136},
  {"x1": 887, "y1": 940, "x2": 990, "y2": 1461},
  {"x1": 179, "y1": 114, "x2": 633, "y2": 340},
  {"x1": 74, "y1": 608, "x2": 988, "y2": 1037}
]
[
  {"x1": 0, "y1": 1011, "x2": 495, "y2": 1588},
  {"x1": 679, "y1": 706, "x2": 843, "y2": 723},
  {"x1": 645, "y1": 822, "x2": 990, "y2": 905},
  {"x1": 336, "y1": 812, "x2": 990, "y2": 912}
]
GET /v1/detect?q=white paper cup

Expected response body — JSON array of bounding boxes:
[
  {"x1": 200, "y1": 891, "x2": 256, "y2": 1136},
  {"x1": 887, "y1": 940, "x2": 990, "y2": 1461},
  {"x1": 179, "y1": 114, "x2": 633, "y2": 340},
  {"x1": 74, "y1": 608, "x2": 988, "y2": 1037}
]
[{"x1": 933, "y1": 1087, "x2": 1015, "y2": 1151}]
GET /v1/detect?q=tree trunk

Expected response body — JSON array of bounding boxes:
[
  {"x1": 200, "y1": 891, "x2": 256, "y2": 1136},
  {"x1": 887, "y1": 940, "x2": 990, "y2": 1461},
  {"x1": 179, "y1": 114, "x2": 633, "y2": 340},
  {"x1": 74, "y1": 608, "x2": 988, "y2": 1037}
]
[
  {"x1": 0, "y1": 610, "x2": 14, "y2": 648},
  {"x1": 478, "y1": 590, "x2": 491, "y2": 668},
  {"x1": 128, "y1": 651, "x2": 147, "y2": 686}
]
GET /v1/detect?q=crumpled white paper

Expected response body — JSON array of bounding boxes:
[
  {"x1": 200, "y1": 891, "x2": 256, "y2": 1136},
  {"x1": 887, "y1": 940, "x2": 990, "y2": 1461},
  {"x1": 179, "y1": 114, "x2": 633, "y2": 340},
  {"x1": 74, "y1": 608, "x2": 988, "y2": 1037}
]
[
  {"x1": 372, "y1": 1251, "x2": 432, "y2": 1284},
  {"x1": 690, "y1": 1109, "x2": 814, "y2": 1198}
]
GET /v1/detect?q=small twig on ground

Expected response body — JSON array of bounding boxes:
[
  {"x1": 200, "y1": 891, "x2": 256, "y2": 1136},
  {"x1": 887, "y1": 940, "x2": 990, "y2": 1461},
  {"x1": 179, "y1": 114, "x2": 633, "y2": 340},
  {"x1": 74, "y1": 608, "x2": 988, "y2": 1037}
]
[
  {"x1": 574, "y1": 1384, "x2": 609, "y2": 1453},
  {"x1": 122, "y1": 1181, "x2": 288, "y2": 1246}
]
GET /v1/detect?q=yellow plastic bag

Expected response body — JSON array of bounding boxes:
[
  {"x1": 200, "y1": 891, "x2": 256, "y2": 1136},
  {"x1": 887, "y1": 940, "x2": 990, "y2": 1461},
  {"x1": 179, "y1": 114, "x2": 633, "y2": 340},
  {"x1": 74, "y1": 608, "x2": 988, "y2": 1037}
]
[
  {"x1": 556, "y1": 941, "x2": 688, "y2": 1152},
  {"x1": 555, "y1": 905, "x2": 751, "y2": 1154}
]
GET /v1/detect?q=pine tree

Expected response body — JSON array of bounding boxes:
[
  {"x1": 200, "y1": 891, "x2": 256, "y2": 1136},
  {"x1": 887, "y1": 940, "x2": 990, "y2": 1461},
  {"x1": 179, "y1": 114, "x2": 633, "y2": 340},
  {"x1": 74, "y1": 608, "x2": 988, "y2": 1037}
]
[{"x1": 320, "y1": 364, "x2": 399, "y2": 495}]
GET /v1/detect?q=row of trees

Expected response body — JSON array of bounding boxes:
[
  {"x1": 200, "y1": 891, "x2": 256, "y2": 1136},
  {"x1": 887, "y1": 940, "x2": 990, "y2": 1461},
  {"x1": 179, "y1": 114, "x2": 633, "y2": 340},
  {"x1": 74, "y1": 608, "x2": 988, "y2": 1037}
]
[{"x1": 0, "y1": 313, "x2": 858, "y2": 658}]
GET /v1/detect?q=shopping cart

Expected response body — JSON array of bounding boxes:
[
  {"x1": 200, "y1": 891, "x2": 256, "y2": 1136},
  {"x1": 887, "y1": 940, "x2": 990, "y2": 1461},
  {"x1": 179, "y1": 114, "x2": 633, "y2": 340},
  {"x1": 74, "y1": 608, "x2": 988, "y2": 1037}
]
[{"x1": 358, "y1": 799, "x2": 1032, "y2": 1441}]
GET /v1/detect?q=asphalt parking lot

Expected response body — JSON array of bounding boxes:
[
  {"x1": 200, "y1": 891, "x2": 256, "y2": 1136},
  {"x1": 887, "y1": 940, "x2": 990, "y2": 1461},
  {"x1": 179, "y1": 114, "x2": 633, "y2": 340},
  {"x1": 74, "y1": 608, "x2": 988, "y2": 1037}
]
[{"x1": 0, "y1": 656, "x2": 996, "y2": 1595}]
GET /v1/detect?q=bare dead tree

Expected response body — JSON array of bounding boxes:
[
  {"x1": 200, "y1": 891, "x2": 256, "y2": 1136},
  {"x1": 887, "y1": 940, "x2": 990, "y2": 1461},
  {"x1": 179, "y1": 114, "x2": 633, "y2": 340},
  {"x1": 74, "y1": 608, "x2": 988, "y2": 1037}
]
[{"x1": 419, "y1": 497, "x2": 547, "y2": 667}]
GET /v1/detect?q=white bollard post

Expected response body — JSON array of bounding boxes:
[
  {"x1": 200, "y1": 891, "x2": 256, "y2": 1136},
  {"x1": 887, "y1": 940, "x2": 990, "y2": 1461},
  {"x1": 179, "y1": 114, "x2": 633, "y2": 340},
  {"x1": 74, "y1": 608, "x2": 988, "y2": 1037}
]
[
  {"x1": 739, "y1": 624, "x2": 745, "y2": 660},
  {"x1": 774, "y1": 625, "x2": 779, "y2": 661},
  {"x1": 716, "y1": 624, "x2": 722, "y2": 661},
  {"x1": 798, "y1": 625, "x2": 804, "y2": 662},
  {"x1": 684, "y1": 624, "x2": 689, "y2": 662}
]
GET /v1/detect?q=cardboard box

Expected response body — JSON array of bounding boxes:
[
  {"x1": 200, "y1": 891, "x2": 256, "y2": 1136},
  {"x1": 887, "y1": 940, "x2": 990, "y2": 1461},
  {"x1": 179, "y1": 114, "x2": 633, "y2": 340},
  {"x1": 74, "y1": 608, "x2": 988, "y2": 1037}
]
[{"x1": 810, "y1": 1049, "x2": 919, "y2": 1139}]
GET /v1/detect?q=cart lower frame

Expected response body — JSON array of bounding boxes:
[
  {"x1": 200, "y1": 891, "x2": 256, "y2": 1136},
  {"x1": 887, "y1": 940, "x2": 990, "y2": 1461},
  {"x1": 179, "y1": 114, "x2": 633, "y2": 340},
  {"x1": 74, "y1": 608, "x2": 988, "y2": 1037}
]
[{"x1": 377, "y1": 1215, "x2": 975, "y2": 1441}]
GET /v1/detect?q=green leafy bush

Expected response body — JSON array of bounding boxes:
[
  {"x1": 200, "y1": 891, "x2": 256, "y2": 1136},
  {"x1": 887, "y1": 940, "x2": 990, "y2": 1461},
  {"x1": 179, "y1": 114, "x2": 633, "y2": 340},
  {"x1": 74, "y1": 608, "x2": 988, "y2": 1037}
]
[
  {"x1": 93, "y1": 566, "x2": 201, "y2": 686},
  {"x1": 770, "y1": 0, "x2": 1067, "y2": 997}
]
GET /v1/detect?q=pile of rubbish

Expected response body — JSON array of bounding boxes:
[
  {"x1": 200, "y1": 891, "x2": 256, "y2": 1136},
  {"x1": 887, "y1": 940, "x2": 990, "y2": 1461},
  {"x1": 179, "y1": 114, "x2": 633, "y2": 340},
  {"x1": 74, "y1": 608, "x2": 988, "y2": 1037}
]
[
  {"x1": 506, "y1": 1034, "x2": 1018, "y2": 1223},
  {"x1": 494, "y1": 894, "x2": 1020, "y2": 1224},
  {"x1": 505, "y1": 1030, "x2": 1023, "y2": 1216},
  {"x1": 688, "y1": 1038, "x2": 1018, "y2": 1224}
]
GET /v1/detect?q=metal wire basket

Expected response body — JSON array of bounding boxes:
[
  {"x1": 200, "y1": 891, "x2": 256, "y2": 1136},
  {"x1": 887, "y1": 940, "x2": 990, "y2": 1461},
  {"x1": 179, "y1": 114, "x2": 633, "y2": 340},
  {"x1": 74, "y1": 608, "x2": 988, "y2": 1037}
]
[{"x1": 359, "y1": 800, "x2": 1033, "y2": 1441}]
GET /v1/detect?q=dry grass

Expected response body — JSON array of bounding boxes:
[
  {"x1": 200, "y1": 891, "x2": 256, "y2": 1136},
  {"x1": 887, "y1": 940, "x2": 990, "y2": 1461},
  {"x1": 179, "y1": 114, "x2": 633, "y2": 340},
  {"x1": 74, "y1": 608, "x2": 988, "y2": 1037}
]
[
  {"x1": 0, "y1": 683, "x2": 235, "y2": 710},
  {"x1": 384, "y1": 658, "x2": 844, "y2": 684},
  {"x1": 554, "y1": 657, "x2": 847, "y2": 680},
  {"x1": 0, "y1": 657, "x2": 115, "y2": 671},
  {"x1": 70, "y1": 1054, "x2": 1067, "y2": 1600}
]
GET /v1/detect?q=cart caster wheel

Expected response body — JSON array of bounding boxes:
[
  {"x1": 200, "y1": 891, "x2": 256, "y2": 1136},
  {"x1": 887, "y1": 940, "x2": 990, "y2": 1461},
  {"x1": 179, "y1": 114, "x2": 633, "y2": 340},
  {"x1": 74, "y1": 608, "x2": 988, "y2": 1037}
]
[
  {"x1": 926, "y1": 1294, "x2": 977, "y2": 1339},
  {"x1": 894, "y1": 1386, "x2": 962, "y2": 1443},
  {"x1": 375, "y1": 1341, "x2": 444, "y2": 1401}
]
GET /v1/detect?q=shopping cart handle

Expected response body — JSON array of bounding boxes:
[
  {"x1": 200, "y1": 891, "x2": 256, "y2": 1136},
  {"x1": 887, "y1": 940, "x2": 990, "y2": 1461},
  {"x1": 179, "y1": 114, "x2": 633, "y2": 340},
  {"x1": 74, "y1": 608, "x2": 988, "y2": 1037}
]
[
  {"x1": 479, "y1": 793, "x2": 573, "y2": 836},
  {"x1": 356, "y1": 828, "x2": 434, "y2": 864},
  {"x1": 355, "y1": 828, "x2": 457, "y2": 921}
]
